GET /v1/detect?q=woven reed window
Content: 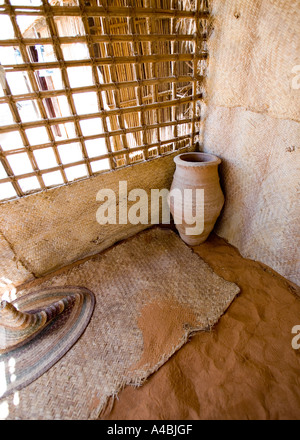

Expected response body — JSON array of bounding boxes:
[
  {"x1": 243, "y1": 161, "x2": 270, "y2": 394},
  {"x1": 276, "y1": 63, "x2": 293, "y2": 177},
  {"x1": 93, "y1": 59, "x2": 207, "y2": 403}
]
[{"x1": 0, "y1": 0, "x2": 208, "y2": 201}]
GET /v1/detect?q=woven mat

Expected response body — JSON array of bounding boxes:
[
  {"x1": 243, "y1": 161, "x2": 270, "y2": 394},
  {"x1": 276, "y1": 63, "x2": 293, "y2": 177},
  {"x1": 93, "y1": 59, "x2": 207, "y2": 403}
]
[{"x1": 0, "y1": 228, "x2": 240, "y2": 420}]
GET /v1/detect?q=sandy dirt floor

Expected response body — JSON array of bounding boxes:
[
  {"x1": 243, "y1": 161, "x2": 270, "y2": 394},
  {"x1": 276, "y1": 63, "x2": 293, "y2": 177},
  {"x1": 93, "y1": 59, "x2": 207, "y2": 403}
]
[{"x1": 102, "y1": 233, "x2": 300, "y2": 420}]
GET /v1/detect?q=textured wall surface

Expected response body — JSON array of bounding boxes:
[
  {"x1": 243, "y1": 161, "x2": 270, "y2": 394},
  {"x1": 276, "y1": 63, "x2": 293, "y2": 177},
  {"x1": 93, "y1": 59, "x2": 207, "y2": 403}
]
[
  {"x1": 0, "y1": 233, "x2": 33, "y2": 292},
  {"x1": 207, "y1": 0, "x2": 300, "y2": 121},
  {"x1": 0, "y1": 149, "x2": 191, "y2": 290},
  {"x1": 203, "y1": 0, "x2": 300, "y2": 285}
]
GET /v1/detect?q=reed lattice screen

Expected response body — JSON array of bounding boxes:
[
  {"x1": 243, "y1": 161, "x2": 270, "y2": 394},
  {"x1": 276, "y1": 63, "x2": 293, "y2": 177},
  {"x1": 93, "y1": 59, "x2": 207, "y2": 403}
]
[{"x1": 0, "y1": 0, "x2": 208, "y2": 201}]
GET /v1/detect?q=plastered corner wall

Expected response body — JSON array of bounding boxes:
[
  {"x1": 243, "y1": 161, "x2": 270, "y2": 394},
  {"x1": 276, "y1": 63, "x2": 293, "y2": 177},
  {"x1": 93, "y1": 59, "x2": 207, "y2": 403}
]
[
  {"x1": 207, "y1": 0, "x2": 300, "y2": 122},
  {"x1": 203, "y1": 0, "x2": 300, "y2": 285},
  {"x1": 0, "y1": 233, "x2": 33, "y2": 293}
]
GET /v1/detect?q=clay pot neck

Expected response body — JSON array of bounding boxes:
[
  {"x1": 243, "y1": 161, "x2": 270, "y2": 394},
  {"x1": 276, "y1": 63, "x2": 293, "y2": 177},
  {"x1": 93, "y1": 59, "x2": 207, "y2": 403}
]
[{"x1": 174, "y1": 152, "x2": 221, "y2": 168}]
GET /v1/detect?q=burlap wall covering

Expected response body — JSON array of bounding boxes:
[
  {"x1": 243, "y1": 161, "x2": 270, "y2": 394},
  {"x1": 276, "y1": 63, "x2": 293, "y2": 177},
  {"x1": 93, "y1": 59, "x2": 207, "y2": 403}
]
[
  {"x1": 206, "y1": 0, "x2": 299, "y2": 120},
  {"x1": 203, "y1": 0, "x2": 300, "y2": 285},
  {"x1": 0, "y1": 148, "x2": 192, "y2": 294}
]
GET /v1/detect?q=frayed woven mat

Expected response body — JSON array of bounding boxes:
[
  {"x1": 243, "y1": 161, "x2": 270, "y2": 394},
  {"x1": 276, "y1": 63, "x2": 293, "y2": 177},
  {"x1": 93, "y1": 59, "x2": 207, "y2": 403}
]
[{"x1": 0, "y1": 228, "x2": 240, "y2": 420}]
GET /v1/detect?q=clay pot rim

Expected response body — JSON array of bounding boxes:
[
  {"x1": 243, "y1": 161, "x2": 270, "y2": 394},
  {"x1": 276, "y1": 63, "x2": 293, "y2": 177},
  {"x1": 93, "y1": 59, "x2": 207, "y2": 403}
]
[{"x1": 174, "y1": 152, "x2": 221, "y2": 167}]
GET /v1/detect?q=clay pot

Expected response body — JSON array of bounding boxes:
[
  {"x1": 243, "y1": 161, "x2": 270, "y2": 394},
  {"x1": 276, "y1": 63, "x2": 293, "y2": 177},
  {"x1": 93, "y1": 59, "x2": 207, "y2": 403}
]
[{"x1": 169, "y1": 152, "x2": 224, "y2": 245}]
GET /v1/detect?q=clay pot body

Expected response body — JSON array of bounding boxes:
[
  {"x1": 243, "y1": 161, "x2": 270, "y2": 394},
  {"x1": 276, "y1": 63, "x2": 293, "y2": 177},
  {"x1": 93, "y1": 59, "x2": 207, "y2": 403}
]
[{"x1": 169, "y1": 152, "x2": 224, "y2": 246}]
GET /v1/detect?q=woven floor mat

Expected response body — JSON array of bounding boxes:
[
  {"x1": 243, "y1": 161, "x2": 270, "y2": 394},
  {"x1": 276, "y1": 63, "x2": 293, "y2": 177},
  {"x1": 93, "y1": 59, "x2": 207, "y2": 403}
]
[{"x1": 0, "y1": 228, "x2": 240, "y2": 420}]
